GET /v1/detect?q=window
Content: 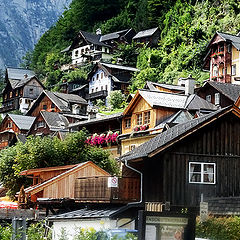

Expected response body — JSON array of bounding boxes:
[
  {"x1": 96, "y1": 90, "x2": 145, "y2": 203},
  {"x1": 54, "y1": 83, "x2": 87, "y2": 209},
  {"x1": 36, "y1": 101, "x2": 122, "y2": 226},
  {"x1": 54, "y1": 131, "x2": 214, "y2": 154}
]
[
  {"x1": 144, "y1": 111, "x2": 150, "y2": 124},
  {"x1": 215, "y1": 93, "x2": 220, "y2": 105},
  {"x1": 227, "y1": 44, "x2": 232, "y2": 53},
  {"x1": 189, "y1": 162, "x2": 215, "y2": 184},
  {"x1": 96, "y1": 87, "x2": 98, "y2": 92},
  {"x1": 9, "y1": 91, "x2": 12, "y2": 98},
  {"x1": 206, "y1": 95, "x2": 211, "y2": 103},
  {"x1": 37, "y1": 121, "x2": 46, "y2": 128},
  {"x1": 232, "y1": 64, "x2": 236, "y2": 76},
  {"x1": 43, "y1": 105, "x2": 47, "y2": 110},
  {"x1": 213, "y1": 65, "x2": 218, "y2": 77},
  {"x1": 29, "y1": 88, "x2": 33, "y2": 94},
  {"x1": 129, "y1": 145, "x2": 136, "y2": 151},
  {"x1": 92, "y1": 89, "x2": 94, "y2": 93},
  {"x1": 101, "y1": 86, "x2": 103, "y2": 91},
  {"x1": 75, "y1": 50, "x2": 79, "y2": 57},
  {"x1": 97, "y1": 74, "x2": 99, "y2": 80},
  {"x1": 101, "y1": 72, "x2": 103, "y2": 79},
  {"x1": 137, "y1": 113, "x2": 142, "y2": 125},
  {"x1": 105, "y1": 85, "x2": 108, "y2": 90},
  {"x1": 51, "y1": 103, "x2": 55, "y2": 108},
  {"x1": 7, "y1": 122, "x2": 12, "y2": 128},
  {"x1": 125, "y1": 118, "x2": 131, "y2": 129}
]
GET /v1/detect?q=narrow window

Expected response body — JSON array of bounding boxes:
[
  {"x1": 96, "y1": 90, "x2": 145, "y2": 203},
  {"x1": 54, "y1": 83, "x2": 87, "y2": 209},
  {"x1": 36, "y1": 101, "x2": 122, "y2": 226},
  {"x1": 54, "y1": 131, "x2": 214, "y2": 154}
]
[
  {"x1": 227, "y1": 44, "x2": 232, "y2": 53},
  {"x1": 101, "y1": 72, "x2": 103, "y2": 79},
  {"x1": 129, "y1": 145, "x2": 136, "y2": 151},
  {"x1": 105, "y1": 85, "x2": 108, "y2": 90},
  {"x1": 43, "y1": 105, "x2": 47, "y2": 110},
  {"x1": 232, "y1": 64, "x2": 236, "y2": 76},
  {"x1": 189, "y1": 162, "x2": 215, "y2": 184},
  {"x1": 101, "y1": 86, "x2": 103, "y2": 91},
  {"x1": 137, "y1": 113, "x2": 142, "y2": 125},
  {"x1": 75, "y1": 50, "x2": 79, "y2": 57},
  {"x1": 206, "y1": 95, "x2": 211, "y2": 103},
  {"x1": 215, "y1": 93, "x2": 220, "y2": 105},
  {"x1": 144, "y1": 111, "x2": 150, "y2": 124},
  {"x1": 29, "y1": 88, "x2": 33, "y2": 94},
  {"x1": 125, "y1": 118, "x2": 131, "y2": 129},
  {"x1": 51, "y1": 103, "x2": 55, "y2": 108}
]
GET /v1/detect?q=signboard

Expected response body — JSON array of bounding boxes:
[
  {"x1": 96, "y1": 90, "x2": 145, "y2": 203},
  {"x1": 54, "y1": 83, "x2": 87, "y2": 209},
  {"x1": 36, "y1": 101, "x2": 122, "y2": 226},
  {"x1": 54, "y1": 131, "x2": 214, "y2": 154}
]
[
  {"x1": 138, "y1": 211, "x2": 195, "y2": 240},
  {"x1": 200, "y1": 202, "x2": 208, "y2": 222},
  {"x1": 108, "y1": 177, "x2": 118, "y2": 188}
]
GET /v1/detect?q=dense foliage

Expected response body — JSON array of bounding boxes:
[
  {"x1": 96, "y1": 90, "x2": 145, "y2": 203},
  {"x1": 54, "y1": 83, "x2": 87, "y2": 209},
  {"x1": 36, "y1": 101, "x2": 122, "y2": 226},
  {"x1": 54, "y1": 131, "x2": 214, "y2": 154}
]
[
  {"x1": 0, "y1": 131, "x2": 119, "y2": 197},
  {"x1": 25, "y1": 0, "x2": 240, "y2": 89},
  {"x1": 196, "y1": 216, "x2": 240, "y2": 240}
]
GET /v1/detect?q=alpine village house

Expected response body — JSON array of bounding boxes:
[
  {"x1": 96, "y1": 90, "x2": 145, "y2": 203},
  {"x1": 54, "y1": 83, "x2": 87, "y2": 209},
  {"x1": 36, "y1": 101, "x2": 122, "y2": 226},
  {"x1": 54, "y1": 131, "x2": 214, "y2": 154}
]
[{"x1": 0, "y1": 29, "x2": 239, "y2": 240}]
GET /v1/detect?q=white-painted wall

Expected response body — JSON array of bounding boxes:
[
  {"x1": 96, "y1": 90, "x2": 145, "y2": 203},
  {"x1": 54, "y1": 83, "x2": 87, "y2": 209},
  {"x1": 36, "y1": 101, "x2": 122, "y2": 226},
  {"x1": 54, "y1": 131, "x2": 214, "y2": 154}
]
[
  {"x1": 19, "y1": 98, "x2": 32, "y2": 113},
  {"x1": 72, "y1": 44, "x2": 91, "y2": 64},
  {"x1": 51, "y1": 218, "x2": 135, "y2": 240}
]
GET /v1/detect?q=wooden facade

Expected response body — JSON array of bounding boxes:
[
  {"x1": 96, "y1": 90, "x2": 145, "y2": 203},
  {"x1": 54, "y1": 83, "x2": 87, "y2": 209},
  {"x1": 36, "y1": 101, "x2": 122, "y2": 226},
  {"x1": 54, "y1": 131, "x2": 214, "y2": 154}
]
[
  {"x1": 125, "y1": 107, "x2": 240, "y2": 208},
  {"x1": 24, "y1": 162, "x2": 110, "y2": 202},
  {"x1": 29, "y1": 95, "x2": 61, "y2": 117}
]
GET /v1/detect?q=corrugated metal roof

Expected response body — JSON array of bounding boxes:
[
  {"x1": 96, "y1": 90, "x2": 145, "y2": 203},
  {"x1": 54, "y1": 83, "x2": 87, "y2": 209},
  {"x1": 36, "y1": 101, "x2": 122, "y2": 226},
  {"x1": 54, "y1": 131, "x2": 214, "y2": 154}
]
[
  {"x1": 120, "y1": 106, "x2": 231, "y2": 162},
  {"x1": 48, "y1": 207, "x2": 121, "y2": 220},
  {"x1": 101, "y1": 62, "x2": 139, "y2": 72},
  {"x1": 69, "y1": 112, "x2": 123, "y2": 128},
  {"x1": 100, "y1": 29, "x2": 130, "y2": 42},
  {"x1": 133, "y1": 27, "x2": 159, "y2": 39},
  {"x1": 8, "y1": 114, "x2": 35, "y2": 130}
]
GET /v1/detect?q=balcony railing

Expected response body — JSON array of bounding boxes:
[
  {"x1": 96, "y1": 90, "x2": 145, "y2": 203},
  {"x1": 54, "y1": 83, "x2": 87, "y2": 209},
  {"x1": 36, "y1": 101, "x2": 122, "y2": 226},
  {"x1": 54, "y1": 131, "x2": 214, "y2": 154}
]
[
  {"x1": 74, "y1": 176, "x2": 140, "y2": 203},
  {"x1": 86, "y1": 90, "x2": 108, "y2": 100},
  {"x1": 0, "y1": 100, "x2": 18, "y2": 113}
]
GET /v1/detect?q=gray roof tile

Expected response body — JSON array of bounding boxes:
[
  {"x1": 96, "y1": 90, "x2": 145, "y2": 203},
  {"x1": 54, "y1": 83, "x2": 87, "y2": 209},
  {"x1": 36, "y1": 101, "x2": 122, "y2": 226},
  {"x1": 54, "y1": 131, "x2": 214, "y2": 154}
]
[
  {"x1": 8, "y1": 114, "x2": 35, "y2": 130},
  {"x1": 7, "y1": 68, "x2": 35, "y2": 80},
  {"x1": 120, "y1": 107, "x2": 231, "y2": 162},
  {"x1": 218, "y1": 32, "x2": 240, "y2": 50},
  {"x1": 207, "y1": 81, "x2": 240, "y2": 102}
]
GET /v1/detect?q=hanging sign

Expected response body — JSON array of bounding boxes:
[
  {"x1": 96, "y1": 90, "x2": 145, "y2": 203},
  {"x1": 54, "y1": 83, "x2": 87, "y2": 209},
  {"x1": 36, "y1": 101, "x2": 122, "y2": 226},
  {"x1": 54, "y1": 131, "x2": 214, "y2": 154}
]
[{"x1": 108, "y1": 177, "x2": 118, "y2": 188}]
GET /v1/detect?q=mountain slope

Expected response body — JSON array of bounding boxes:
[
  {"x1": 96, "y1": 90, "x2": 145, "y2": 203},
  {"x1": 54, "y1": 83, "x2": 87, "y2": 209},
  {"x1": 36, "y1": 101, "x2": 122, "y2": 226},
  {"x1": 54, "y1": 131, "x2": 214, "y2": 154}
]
[{"x1": 0, "y1": 0, "x2": 72, "y2": 69}]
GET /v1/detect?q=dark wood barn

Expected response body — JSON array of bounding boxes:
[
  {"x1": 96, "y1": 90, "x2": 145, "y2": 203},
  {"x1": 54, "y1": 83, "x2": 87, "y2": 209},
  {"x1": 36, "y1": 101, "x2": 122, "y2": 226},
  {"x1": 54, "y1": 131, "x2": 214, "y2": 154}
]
[{"x1": 121, "y1": 105, "x2": 240, "y2": 212}]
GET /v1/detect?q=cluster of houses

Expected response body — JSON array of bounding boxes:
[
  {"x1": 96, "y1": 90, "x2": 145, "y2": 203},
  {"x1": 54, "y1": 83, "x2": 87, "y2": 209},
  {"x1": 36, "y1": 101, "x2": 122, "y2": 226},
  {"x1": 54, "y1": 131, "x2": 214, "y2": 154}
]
[{"x1": 0, "y1": 30, "x2": 240, "y2": 239}]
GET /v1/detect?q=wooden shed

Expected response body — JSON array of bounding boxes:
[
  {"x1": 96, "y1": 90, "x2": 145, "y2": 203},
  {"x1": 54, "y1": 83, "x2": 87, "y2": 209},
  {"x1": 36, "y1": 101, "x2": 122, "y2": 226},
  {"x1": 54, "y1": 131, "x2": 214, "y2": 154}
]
[{"x1": 24, "y1": 161, "x2": 110, "y2": 202}]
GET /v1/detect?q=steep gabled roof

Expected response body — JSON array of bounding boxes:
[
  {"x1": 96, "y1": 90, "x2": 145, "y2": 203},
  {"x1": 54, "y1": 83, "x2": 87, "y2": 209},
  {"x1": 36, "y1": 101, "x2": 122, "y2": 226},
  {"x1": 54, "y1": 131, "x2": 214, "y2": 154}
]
[
  {"x1": 7, "y1": 114, "x2": 35, "y2": 130},
  {"x1": 217, "y1": 32, "x2": 240, "y2": 50},
  {"x1": 133, "y1": 27, "x2": 159, "y2": 40},
  {"x1": 124, "y1": 90, "x2": 217, "y2": 113},
  {"x1": 101, "y1": 62, "x2": 139, "y2": 72},
  {"x1": 27, "y1": 90, "x2": 87, "y2": 115},
  {"x1": 6, "y1": 67, "x2": 35, "y2": 80},
  {"x1": 40, "y1": 111, "x2": 69, "y2": 130},
  {"x1": 121, "y1": 106, "x2": 239, "y2": 162},
  {"x1": 203, "y1": 81, "x2": 240, "y2": 102},
  {"x1": 79, "y1": 30, "x2": 109, "y2": 47}
]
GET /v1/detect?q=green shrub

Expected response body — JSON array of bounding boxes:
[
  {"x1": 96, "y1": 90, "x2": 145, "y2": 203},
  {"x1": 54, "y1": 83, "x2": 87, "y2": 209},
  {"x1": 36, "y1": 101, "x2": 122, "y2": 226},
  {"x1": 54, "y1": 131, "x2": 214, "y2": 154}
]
[{"x1": 196, "y1": 216, "x2": 240, "y2": 240}]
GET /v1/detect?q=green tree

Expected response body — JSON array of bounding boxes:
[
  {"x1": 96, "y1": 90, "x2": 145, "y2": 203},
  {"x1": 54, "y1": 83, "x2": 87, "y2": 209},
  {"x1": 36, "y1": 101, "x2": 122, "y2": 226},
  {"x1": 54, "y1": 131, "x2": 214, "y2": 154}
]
[{"x1": 107, "y1": 90, "x2": 125, "y2": 109}]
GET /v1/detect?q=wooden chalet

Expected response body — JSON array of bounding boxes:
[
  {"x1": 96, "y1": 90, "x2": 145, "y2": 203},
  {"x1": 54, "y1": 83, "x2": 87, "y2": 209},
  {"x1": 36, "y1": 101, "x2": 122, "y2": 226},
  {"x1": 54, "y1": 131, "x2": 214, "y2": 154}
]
[
  {"x1": 132, "y1": 27, "x2": 160, "y2": 47},
  {"x1": 203, "y1": 32, "x2": 240, "y2": 84},
  {"x1": 197, "y1": 81, "x2": 240, "y2": 107},
  {"x1": 119, "y1": 89, "x2": 217, "y2": 155},
  {"x1": 20, "y1": 161, "x2": 140, "y2": 208},
  {"x1": 120, "y1": 105, "x2": 240, "y2": 215},
  {"x1": 0, "y1": 114, "x2": 35, "y2": 149},
  {"x1": 68, "y1": 112, "x2": 122, "y2": 158},
  {"x1": 28, "y1": 111, "x2": 69, "y2": 137},
  {"x1": 87, "y1": 62, "x2": 138, "y2": 105},
  {"x1": 0, "y1": 68, "x2": 44, "y2": 114},
  {"x1": 144, "y1": 81, "x2": 185, "y2": 94},
  {"x1": 26, "y1": 90, "x2": 88, "y2": 123}
]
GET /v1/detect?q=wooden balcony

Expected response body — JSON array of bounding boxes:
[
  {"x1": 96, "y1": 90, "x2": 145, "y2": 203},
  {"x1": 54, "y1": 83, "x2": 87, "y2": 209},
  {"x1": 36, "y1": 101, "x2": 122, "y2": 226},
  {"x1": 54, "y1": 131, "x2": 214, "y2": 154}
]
[
  {"x1": 86, "y1": 90, "x2": 108, "y2": 100},
  {"x1": 74, "y1": 176, "x2": 140, "y2": 203},
  {"x1": 0, "y1": 98, "x2": 19, "y2": 113}
]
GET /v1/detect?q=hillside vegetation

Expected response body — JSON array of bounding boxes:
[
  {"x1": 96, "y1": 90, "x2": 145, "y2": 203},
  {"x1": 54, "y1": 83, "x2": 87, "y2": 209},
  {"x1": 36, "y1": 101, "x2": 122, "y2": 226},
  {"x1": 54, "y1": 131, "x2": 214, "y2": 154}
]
[{"x1": 25, "y1": 0, "x2": 240, "y2": 89}]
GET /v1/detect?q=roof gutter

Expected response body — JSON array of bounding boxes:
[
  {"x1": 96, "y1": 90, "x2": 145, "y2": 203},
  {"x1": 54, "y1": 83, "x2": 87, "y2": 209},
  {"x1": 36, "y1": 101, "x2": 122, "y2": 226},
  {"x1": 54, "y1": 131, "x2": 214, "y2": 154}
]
[{"x1": 124, "y1": 159, "x2": 143, "y2": 205}]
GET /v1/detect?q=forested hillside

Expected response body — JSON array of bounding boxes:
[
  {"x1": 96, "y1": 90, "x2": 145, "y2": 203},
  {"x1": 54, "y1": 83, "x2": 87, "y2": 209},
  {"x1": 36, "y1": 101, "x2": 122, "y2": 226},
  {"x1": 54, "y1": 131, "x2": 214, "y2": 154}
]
[{"x1": 26, "y1": 0, "x2": 240, "y2": 89}]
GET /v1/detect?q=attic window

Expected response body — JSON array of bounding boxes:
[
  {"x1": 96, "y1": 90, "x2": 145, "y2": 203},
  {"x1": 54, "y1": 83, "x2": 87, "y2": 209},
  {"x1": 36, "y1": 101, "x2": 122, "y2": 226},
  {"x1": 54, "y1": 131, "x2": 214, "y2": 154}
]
[
  {"x1": 189, "y1": 162, "x2": 215, "y2": 184},
  {"x1": 215, "y1": 93, "x2": 220, "y2": 105},
  {"x1": 29, "y1": 88, "x2": 33, "y2": 94},
  {"x1": 137, "y1": 113, "x2": 142, "y2": 125},
  {"x1": 7, "y1": 122, "x2": 12, "y2": 128},
  {"x1": 43, "y1": 105, "x2": 47, "y2": 110},
  {"x1": 206, "y1": 95, "x2": 211, "y2": 103}
]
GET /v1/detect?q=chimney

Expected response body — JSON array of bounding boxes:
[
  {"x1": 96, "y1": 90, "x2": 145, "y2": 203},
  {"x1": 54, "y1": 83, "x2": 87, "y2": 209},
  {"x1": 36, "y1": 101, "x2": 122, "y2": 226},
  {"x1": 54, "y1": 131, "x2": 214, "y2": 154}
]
[
  {"x1": 237, "y1": 32, "x2": 240, "y2": 37},
  {"x1": 24, "y1": 74, "x2": 28, "y2": 78},
  {"x1": 96, "y1": 28, "x2": 102, "y2": 35},
  {"x1": 185, "y1": 74, "x2": 195, "y2": 95}
]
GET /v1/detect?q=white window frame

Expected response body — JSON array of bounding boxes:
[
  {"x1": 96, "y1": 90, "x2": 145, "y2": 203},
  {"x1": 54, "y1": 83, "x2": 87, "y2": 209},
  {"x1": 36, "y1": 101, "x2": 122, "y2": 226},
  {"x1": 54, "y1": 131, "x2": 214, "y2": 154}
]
[
  {"x1": 215, "y1": 93, "x2": 220, "y2": 105},
  {"x1": 232, "y1": 64, "x2": 236, "y2": 76},
  {"x1": 189, "y1": 162, "x2": 216, "y2": 184}
]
